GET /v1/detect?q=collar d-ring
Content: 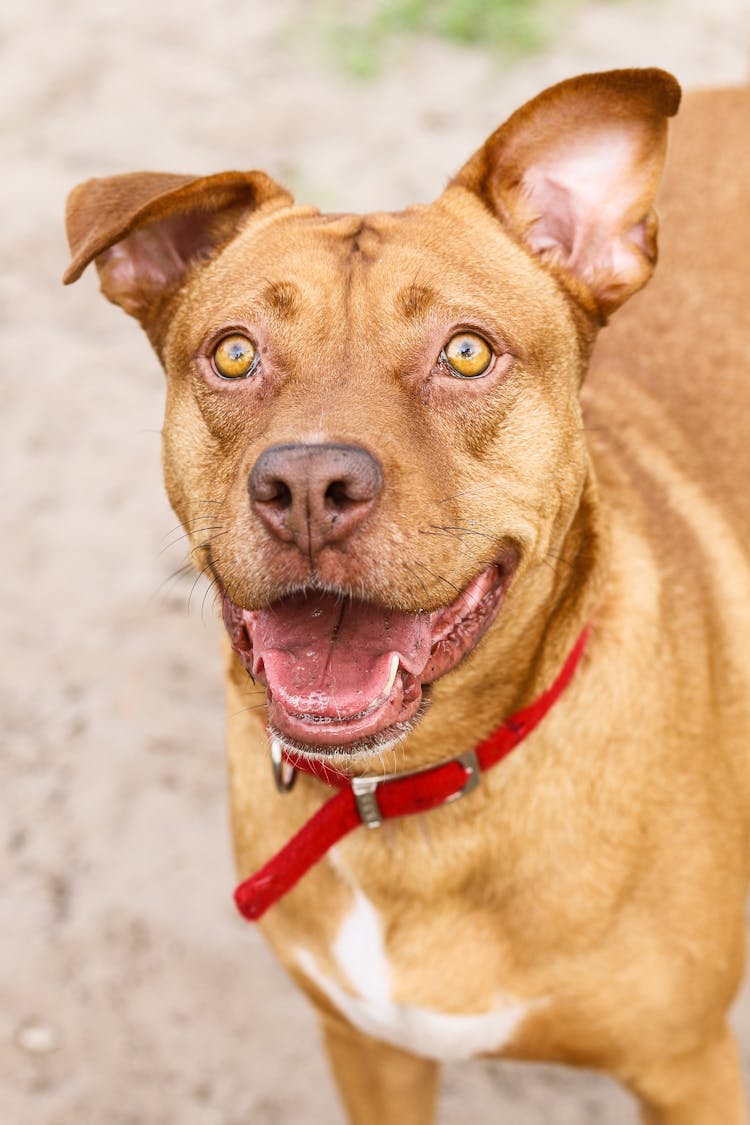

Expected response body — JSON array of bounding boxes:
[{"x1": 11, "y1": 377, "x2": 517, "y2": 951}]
[{"x1": 271, "y1": 739, "x2": 297, "y2": 792}]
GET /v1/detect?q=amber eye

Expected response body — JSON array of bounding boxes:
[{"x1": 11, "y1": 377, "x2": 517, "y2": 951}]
[
  {"x1": 442, "y1": 332, "x2": 493, "y2": 379},
  {"x1": 212, "y1": 334, "x2": 258, "y2": 379}
]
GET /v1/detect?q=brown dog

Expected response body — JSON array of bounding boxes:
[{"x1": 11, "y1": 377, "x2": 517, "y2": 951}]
[{"x1": 64, "y1": 69, "x2": 750, "y2": 1123}]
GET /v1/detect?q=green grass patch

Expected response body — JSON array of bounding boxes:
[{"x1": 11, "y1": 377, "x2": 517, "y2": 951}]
[{"x1": 320, "y1": 0, "x2": 587, "y2": 78}]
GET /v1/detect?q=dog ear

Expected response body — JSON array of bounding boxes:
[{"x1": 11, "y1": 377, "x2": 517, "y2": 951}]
[
  {"x1": 63, "y1": 170, "x2": 293, "y2": 323},
  {"x1": 452, "y1": 69, "x2": 681, "y2": 319}
]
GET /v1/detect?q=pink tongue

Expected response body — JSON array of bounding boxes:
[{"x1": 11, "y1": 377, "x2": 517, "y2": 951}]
[{"x1": 250, "y1": 593, "x2": 433, "y2": 719}]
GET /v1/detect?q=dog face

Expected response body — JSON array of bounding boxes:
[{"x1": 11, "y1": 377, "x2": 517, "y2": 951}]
[
  {"x1": 64, "y1": 69, "x2": 680, "y2": 756},
  {"x1": 161, "y1": 196, "x2": 586, "y2": 751}
]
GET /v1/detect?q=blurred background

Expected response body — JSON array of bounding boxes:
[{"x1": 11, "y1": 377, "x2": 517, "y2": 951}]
[{"x1": 3, "y1": 1, "x2": 749, "y2": 1122}]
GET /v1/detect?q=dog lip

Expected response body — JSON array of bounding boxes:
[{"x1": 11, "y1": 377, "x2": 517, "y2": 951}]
[
  {"x1": 266, "y1": 701, "x2": 430, "y2": 763},
  {"x1": 221, "y1": 551, "x2": 517, "y2": 749},
  {"x1": 260, "y1": 653, "x2": 426, "y2": 745}
]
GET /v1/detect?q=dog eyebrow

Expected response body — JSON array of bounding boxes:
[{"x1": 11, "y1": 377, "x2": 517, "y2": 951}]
[
  {"x1": 398, "y1": 283, "x2": 437, "y2": 319},
  {"x1": 261, "y1": 280, "x2": 299, "y2": 317}
]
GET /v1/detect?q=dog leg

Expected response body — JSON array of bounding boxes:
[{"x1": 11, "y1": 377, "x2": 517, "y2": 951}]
[
  {"x1": 634, "y1": 1025, "x2": 746, "y2": 1124},
  {"x1": 319, "y1": 1007, "x2": 440, "y2": 1125}
]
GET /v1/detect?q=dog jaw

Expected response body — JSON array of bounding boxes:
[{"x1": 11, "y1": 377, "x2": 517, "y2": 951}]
[{"x1": 222, "y1": 552, "x2": 518, "y2": 755}]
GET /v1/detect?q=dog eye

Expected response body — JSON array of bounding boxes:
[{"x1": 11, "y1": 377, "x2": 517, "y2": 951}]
[
  {"x1": 442, "y1": 332, "x2": 493, "y2": 379},
  {"x1": 212, "y1": 334, "x2": 258, "y2": 379}
]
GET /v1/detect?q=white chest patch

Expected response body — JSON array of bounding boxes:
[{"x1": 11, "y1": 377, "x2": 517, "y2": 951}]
[{"x1": 295, "y1": 888, "x2": 541, "y2": 1062}]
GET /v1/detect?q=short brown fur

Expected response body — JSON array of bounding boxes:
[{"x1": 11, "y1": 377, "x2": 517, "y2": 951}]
[{"x1": 64, "y1": 70, "x2": 750, "y2": 1123}]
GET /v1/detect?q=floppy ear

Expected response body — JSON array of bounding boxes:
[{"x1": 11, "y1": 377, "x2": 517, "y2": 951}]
[
  {"x1": 452, "y1": 68, "x2": 681, "y2": 320},
  {"x1": 63, "y1": 170, "x2": 293, "y2": 324}
]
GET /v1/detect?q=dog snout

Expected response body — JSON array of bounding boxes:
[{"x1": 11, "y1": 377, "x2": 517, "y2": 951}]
[{"x1": 248, "y1": 442, "x2": 383, "y2": 553}]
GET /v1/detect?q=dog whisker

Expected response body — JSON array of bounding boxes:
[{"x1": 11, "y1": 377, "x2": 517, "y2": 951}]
[
  {"x1": 420, "y1": 524, "x2": 498, "y2": 545},
  {"x1": 149, "y1": 561, "x2": 196, "y2": 604},
  {"x1": 162, "y1": 525, "x2": 226, "y2": 554},
  {"x1": 200, "y1": 573, "x2": 224, "y2": 624},
  {"x1": 411, "y1": 563, "x2": 461, "y2": 596},
  {"x1": 187, "y1": 560, "x2": 218, "y2": 613}
]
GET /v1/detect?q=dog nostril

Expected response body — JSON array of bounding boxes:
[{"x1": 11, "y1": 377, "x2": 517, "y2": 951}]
[
  {"x1": 325, "y1": 479, "x2": 356, "y2": 511},
  {"x1": 252, "y1": 476, "x2": 293, "y2": 509},
  {"x1": 266, "y1": 479, "x2": 292, "y2": 509}
]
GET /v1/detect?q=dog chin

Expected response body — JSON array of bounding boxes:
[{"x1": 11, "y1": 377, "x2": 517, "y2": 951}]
[{"x1": 268, "y1": 699, "x2": 429, "y2": 764}]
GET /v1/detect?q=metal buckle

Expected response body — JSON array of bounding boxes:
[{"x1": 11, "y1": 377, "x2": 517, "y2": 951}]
[
  {"x1": 270, "y1": 739, "x2": 297, "y2": 793},
  {"x1": 351, "y1": 748, "x2": 480, "y2": 829}
]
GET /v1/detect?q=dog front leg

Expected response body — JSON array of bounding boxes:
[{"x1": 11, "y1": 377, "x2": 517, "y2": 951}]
[
  {"x1": 632, "y1": 1024, "x2": 746, "y2": 1125},
  {"x1": 318, "y1": 1006, "x2": 440, "y2": 1125}
]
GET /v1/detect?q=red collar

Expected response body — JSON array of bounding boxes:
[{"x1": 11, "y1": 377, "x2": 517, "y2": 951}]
[{"x1": 235, "y1": 627, "x2": 589, "y2": 921}]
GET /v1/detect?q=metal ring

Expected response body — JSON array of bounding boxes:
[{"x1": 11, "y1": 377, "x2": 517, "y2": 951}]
[{"x1": 270, "y1": 739, "x2": 297, "y2": 793}]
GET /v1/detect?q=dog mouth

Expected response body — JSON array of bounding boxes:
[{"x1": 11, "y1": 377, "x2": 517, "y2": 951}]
[{"x1": 222, "y1": 554, "x2": 517, "y2": 754}]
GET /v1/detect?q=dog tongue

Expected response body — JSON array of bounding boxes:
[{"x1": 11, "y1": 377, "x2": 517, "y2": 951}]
[{"x1": 250, "y1": 593, "x2": 433, "y2": 718}]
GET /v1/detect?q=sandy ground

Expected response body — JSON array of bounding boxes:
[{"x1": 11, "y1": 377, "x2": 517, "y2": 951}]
[{"x1": 3, "y1": 1, "x2": 750, "y2": 1121}]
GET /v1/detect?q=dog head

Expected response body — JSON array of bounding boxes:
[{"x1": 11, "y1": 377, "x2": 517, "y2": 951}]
[{"x1": 64, "y1": 69, "x2": 680, "y2": 758}]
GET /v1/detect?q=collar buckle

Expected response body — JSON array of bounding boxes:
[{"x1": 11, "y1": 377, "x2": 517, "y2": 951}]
[{"x1": 351, "y1": 748, "x2": 481, "y2": 829}]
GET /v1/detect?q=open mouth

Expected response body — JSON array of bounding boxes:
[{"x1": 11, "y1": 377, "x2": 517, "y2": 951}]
[{"x1": 222, "y1": 554, "x2": 517, "y2": 754}]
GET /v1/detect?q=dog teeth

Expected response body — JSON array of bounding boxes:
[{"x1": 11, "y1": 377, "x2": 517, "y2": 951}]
[
  {"x1": 369, "y1": 653, "x2": 401, "y2": 709},
  {"x1": 383, "y1": 652, "x2": 400, "y2": 696}
]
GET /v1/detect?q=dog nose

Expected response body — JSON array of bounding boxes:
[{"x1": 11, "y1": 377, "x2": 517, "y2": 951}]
[{"x1": 248, "y1": 442, "x2": 383, "y2": 553}]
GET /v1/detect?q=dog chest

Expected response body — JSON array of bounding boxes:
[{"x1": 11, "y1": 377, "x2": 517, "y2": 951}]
[{"x1": 294, "y1": 885, "x2": 541, "y2": 1062}]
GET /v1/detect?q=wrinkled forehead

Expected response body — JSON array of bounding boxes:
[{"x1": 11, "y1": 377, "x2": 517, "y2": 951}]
[{"x1": 177, "y1": 197, "x2": 560, "y2": 342}]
